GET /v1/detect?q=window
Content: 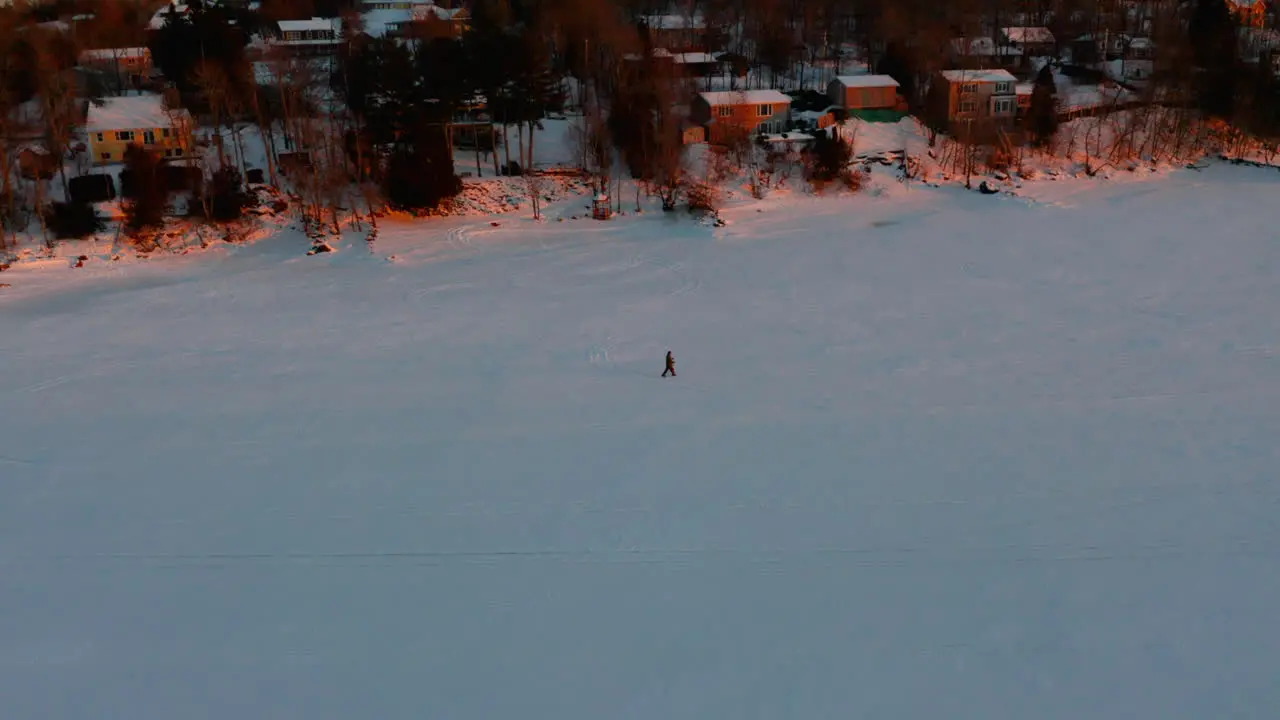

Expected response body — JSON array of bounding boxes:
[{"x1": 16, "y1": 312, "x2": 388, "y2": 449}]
[
  {"x1": 717, "y1": 105, "x2": 732, "y2": 118},
  {"x1": 758, "y1": 104, "x2": 772, "y2": 117},
  {"x1": 96, "y1": 132, "x2": 104, "y2": 142},
  {"x1": 116, "y1": 130, "x2": 134, "y2": 141},
  {"x1": 959, "y1": 100, "x2": 977, "y2": 114},
  {"x1": 164, "y1": 149, "x2": 173, "y2": 157},
  {"x1": 994, "y1": 82, "x2": 1013, "y2": 94},
  {"x1": 959, "y1": 82, "x2": 978, "y2": 94},
  {"x1": 100, "y1": 152, "x2": 111, "y2": 160},
  {"x1": 162, "y1": 128, "x2": 170, "y2": 138},
  {"x1": 992, "y1": 97, "x2": 1015, "y2": 114}
]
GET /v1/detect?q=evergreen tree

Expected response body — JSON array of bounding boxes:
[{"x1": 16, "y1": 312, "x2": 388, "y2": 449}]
[
  {"x1": 205, "y1": 166, "x2": 250, "y2": 222},
  {"x1": 1242, "y1": 61, "x2": 1280, "y2": 138},
  {"x1": 1028, "y1": 64, "x2": 1059, "y2": 148},
  {"x1": 807, "y1": 130, "x2": 853, "y2": 185},
  {"x1": 45, "y1": 202, "x2": 105, "y2": 239},
  {"x1": 607, "y1": 79, "x2": 660, "y2": 182},
  {"x1": 383, "y1": 117, "x2": 461, "y2": 212},
  {"x1": 1188, "y1": 0, "x2": 1240, "y2": 119},
  {"x1": 876, "y1": 40, "x2": 916, "y2": 108},
  {"x1": 147, "y1": 0, "x2": 251, "y2": 108},
  {"x1": 122, "y1": 146, "x2": 168, "y2": 234}
]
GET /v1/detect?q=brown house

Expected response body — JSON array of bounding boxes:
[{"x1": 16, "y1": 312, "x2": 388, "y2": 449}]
[
  {"x1": 1227, "y1": 0, "x2": 1268, "y2": 28},
  {"x1": 16, "y1": 145, "x2": 59, "y2": 180},
  {"x1": 931, "y1": 69, "x2": 1018, "y2": 133},
  {"x1": 690, "y1": 89, "x2": 791, "y2": 144},
  {"x1": 642, "y1": 14, "x2": 707, "y2": 52},
  {"x1": 79, "y1": 47, "x2": 153, "y2": 88},
  {"x1": 827, "y1": 75, "x2": 903, "y2": 115},
  {"x1": 950, "y1": 36, "x2": 1025, "y2": 72},
  {"x1": 1000, "y1": 27, "x2": 1056, "y2": 58}
]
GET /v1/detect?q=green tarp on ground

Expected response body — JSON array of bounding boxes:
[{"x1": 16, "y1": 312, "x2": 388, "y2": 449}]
[{"x1": 847, "y1": 108, "x2": 908, "y2": 122}]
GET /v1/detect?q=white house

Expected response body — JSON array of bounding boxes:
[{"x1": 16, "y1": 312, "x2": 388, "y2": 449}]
[
  {"x1": 272, "y1": 17, "x2": 342, "y2": 54},
  {"x1": 1000, "y1": 27, "x2": 1056, "y2": 56},
  {"x1": 950, "y1": 36, "x2": 1025, "y2": 70}
]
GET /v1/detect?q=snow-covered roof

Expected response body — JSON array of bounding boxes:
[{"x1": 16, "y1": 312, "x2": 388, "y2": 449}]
[
  {"x1": 951, "y1": 36, "x2": 1022, "y2": 56},
  {"x1": 80, "y1": 48, "x2": 151, "y2": 62},
  {"x1": 414, "y1": 4, "x2": 465, "y2": 20},
  {"x1": 672, "y1": 52, "x2": 719, "y2": 64},
  {"x1": 279, "y1": 17, "x2": 339, "y2": 33},
  {"x1": 643, "y1": 14, "x2": 705, "y2": 30},
  {"x1": 362, "y1": 8, "x2": 411, "y2": 36},
  {"x1": 940, "y1": 69, "x2": 1017, "y2": 83},
  {"x1": 149, "y1": 3, "x2": 190, "y2": 30},
  {"x1": 833, "y1": 74, "x2": 900, "y2": 89},
  {"x1": 623, "y1": 48, "x2": 675, "y2": 61},
  {"x1": 698, "y1": 89, "x2": 791, "y2": 106},
  {"x1": 1015, "y1": 83, "x2": 1034, "y2": 96},
  {"x1": 85, "y1": 95, "x2": 191, "y2": 132},
  {"x1": 1002, "y1": 27, "x2": 1055, "y2": 44}
]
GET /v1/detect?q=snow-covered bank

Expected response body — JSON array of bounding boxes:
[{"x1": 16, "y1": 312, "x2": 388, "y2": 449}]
[{"x1": 3, "y1": 164, "x2": 1280, "y2": 720}]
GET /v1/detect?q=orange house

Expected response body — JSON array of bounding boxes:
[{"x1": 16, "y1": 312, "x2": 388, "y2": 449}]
[
  {"x1": 828, "y1": 75, "x2": 900, "y2": 110},
  {"x1": 1227, "y1": 0, "x2": 1267, "y2": 28},
  {"x1": 690, "y1": 89, "x2": 791, "y2": 144}
]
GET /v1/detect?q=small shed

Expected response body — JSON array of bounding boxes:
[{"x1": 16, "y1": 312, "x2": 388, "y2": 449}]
[
  {"x1": 17, "y1": 145, "x2": 58, "y2": 179},
  {"x1": 592, "y1": 194, "x2": 612, "y2": 220},
  {"x1": 827, "y1": 75, "x2": 904, "y2": 121}
]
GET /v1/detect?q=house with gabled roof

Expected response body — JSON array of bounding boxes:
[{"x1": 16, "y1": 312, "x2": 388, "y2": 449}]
[
  {"x1": 272, "y1": 18, "x2": 342, "y2": 55},
  {"x1": 950, "y1": 36, "x2": 1025, "y2": 72},
  {"x1": 1000, "y1": 27, "x2": 1057, "y2": 57},
  {"x1": 79, "y1": 47, "x2": 153, "y2": 88},
  {"x1": 690, "y1": 89, "x2": 791, "y2": 144},
  {"x1": 827, "y1": 75, "x2": 905, "y2": 120},
  {"x1": 642, "y1": 14, "x2": 707, "y2": 52},
  {"x1": 85, "y1": 94, "x2": 192, "y2": 165},
  {"x1": 930, "y1": 69, "x2": 1018, "y2": 132}
]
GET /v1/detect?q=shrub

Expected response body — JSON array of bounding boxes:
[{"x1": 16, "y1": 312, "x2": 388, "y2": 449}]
[
  {"x1": 686, "y1": 182, "x2": 720, "y2": 213},
  {"x1": 806, "y1": 131, "x2": 863, "y2": 193},
  {"x1": 45, "y1": 202, "x2": 105, "y2": 239},
  {"x1": 204, "y1": 166, "x2": 250, "y2": 222},
  {"x1": 122, "y1": 146, "x2": 168, "y2": 234},
  {"x1": 383, "y1": 126, "x2": 462, "y2": 212}
]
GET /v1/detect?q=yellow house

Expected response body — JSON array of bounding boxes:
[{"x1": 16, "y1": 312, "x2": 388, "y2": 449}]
[{"x1": 86, "y1": 94, "x2": 192, "y2": 165}]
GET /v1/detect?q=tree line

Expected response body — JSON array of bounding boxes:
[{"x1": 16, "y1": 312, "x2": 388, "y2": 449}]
[{"x1": 2, "y1": 0, "x2": 1279, "y2": 251}]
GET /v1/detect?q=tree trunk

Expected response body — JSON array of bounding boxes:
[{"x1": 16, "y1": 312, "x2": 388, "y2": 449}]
[
  {"x1": 502, "y1": 124, "x2": 512, "y2": 172},
  {"x1": 517, "y1": 123, "x2": 525, "y2": 173},
  {"x1": 527, "y1": 121, "x2": 537, "y2": 171},
  {"x1": 231, "y1": 121, "x2": 247, "y2": 172},
  {"x1": 490, "y1": 122, "x2": 500, "y2": 176}
]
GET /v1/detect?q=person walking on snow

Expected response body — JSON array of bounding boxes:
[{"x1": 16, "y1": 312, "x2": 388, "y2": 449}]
[{"x1": 662, "y1": 351, "x2": 676, "y2": 377}]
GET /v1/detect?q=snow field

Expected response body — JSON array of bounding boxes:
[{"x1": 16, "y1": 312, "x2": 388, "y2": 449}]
[{"x1": 2, "y1": 164, "x2": 1279, "y2": 719}]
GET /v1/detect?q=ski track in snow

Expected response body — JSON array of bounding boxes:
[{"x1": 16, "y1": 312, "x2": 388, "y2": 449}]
[{"x1": 2, "y1": 164, "x2": 1280, "y2": 720}]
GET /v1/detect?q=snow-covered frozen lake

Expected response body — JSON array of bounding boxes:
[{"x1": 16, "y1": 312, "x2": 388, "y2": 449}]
[{"x1": 3, "y1": 166, "x2": 1279, "y2": 719}]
